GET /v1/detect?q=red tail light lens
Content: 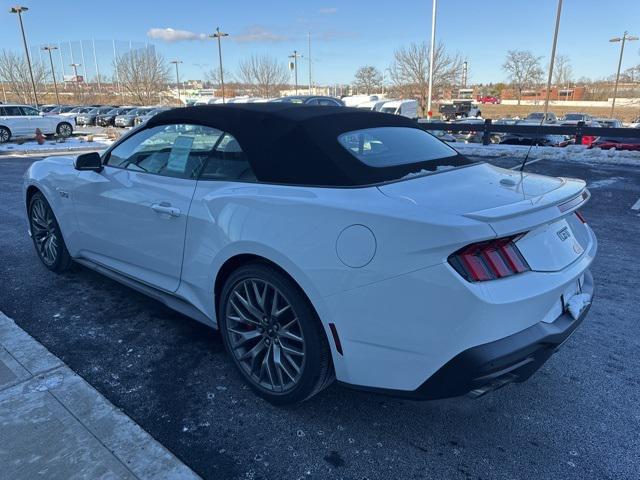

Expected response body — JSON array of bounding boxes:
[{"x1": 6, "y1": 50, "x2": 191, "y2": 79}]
[{"x1": 448, "y1": 235, "x2": 530, "y2": 282}]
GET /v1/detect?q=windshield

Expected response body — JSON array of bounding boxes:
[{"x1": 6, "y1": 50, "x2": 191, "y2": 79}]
[
  {"x1": 526, "y1": 113, "x2": 544, "y2": 119},
  {"x1": 380, "y1": 106, "x2": 397, "y2": 114},
  {"x1": 564, "y1": 114, "x2": 584, "y2": 120},
  {"x1": 338, "y1": 127, "x2": 461, "y2": 170}
]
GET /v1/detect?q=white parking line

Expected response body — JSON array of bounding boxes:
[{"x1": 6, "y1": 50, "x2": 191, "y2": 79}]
[{"x1": 632, "y1": 198, "x2": 640, "y2": 211}]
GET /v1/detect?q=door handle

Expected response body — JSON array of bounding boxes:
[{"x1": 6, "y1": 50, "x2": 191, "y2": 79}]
[{"x1": 151, "y1": 202, "x2": 180, "y2": 217}]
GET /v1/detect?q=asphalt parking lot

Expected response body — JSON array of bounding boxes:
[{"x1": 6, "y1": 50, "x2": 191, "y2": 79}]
[{"x1": 1, "y1": 152, "x2": 639, "y2": 480}]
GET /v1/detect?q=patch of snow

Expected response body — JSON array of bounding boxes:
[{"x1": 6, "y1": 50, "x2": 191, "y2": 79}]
[
  {"x1": 0, "y1": 136, "x2": 113, "y2": 154},
  {"x1": 451, "y1": 142, "x2": 640, "y2": 167},
  {"x1": 588, "y1": 177, "x2": 624, "y2": 189},
  {"x1": 566, "y1": 293, "x2": 592, "y2": 320}
]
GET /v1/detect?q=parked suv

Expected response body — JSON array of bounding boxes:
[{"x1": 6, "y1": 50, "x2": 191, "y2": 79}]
[{"x1": 0, "y1": 104, "x2": 73, "y2": 143}]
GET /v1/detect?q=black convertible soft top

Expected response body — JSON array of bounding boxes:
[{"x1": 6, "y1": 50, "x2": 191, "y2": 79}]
[{"x1": 147, "y1": 103, "x2": 468, "y2": 186}]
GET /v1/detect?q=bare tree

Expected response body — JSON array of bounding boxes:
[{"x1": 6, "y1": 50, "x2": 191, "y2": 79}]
[
  {"x1": 352, "y1": 66, "x2": 383, "y2": 94},
  {"x1": 237, "y1": 54, "x2": 289, "y2": 98},
  {"x1": 502, "y1": 50, "x2": 544, "y2": 104},
  {"x1": 113, "y1": 48, "x2": 170, "y2": 104},
  {"x1": 388, "y1": 42, "x2": 463, "y2": 115},
  {"x1": 205, "y1": 68, "x2": 234, "y2": 87},
  {"x1": 0, "y1": 49, "x2": 46, "y2": 104},
  {"x1": 553, "y1": 54, "x2": 573, "y2": 88}
]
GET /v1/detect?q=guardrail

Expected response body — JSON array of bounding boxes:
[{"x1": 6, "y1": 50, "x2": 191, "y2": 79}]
[{"x1": 417, "y1": 119, "x2": 640, "y2": 146}]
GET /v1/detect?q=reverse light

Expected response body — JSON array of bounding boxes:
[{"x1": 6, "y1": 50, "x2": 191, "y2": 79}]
[{"x1": 448, "y1": 235, "x2": 530, "y2": 282}]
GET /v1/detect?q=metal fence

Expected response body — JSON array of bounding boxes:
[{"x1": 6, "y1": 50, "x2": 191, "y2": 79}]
[{"x1": 417, "y1": 119, "x2": 640, "y2": 145}]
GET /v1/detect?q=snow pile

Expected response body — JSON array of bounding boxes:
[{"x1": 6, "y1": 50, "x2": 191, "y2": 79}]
[
  {"x1": 0, "y1": 136, "x2": 113, "y2": 154},
  {"x1": 566, "y1": 293, "x2": 592, "y2": 320},
  {"x1": 451, "y1": 143, "x2": 640, "y2": 167}
]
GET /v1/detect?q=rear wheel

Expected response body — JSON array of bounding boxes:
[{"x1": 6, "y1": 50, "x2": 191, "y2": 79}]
[
  {"x1": 28, "y1": 192, "x2": 72, "y2": 273},
  {"x1": 56, "y1": 122, "x2": 73, "y2": 138},
  {"x1": 218, "y1": 263, "x2": 334, "y2": 404},
  {"x1": 0, "y1": 126, "x2": 11, "y2": 143}
]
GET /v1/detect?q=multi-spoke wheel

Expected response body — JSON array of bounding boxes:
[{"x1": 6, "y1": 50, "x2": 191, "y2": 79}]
[
  {"x1": 28, "y1": 192, "x2": 72, "y2": 273},
  {"x1": 219, "y1": 263, "x2": 334, "y2": 404},
  {"x1": 56, "y1": 122, "x2": 73, "y2": 138},
  {"x1": 0, "y1": 126, "x2": 11, "y2": 143}
]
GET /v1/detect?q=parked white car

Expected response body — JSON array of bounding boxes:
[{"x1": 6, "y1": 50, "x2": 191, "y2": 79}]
[
  {"x1": 380, "y1": 99, "x2": 419, "y2": 119},
  {"x1": 23, "y1": 104, "x2": 596, "y2": 404},
  {"x1": 0, "y1": 104, "x2": 74, "y2": 143}
]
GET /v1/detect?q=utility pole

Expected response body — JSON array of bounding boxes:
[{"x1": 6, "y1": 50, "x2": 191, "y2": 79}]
[
  {"x1": 308, "y1": 32, "x2": 312, "y2": 94},
  {"x1": 609, "y1": 31, "x2": 638, "y2": 117},
  {"x1": 289, "y1": 50, "x2": 303, "y2": 95},
  {"x1": 42, "y1": 46, "x2": 60, "y2": 105},
  {"x1": 9, "y1": 6, "x2": 39, "y2": 106},
  {"x1": 542, "y1": 0, "x2": 563, "y2": 124},
  {"x1": 209, "y1": 27, "x2": 229, "y2": 102},
  {"x1": 426, "y1": 0, "x2": 437, "y2": 120},
  {"x1": 170, "y1": 60, "x2": 183, "y2": 104}
]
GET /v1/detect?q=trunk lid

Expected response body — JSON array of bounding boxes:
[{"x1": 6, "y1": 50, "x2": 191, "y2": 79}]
[{"x1": 378, "y1": 163, "x2": 591, "y2": 272}]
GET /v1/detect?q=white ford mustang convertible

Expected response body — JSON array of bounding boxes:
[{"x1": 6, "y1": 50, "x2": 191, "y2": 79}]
[{"x1": 24, "y1": 104, "x2": 597, "y2": 403}]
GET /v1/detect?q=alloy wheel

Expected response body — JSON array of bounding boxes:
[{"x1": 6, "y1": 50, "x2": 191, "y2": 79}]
[
  {"x1": 0, "y1": 128, "x2": 9, "y2": 143},
  {"x1": 58, "y1": 124, "x2": 72, "y2": 137},
  {"x1": 225, "y1": 279, "x2": 305, "y2": 392},
  {"x1": 30, "y1": 198, "x2": 58, "y2": 266}
]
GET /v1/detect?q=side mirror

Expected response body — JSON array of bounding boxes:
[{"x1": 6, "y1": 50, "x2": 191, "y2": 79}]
[{"x1": 74, "y1": 152, "x2": 103, "y2": 172}]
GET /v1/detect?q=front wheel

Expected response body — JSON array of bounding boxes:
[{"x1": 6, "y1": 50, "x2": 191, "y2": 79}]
[
  {"x1": 218, "y1": 263, "x2": 334, "y2": 404},
  {"x1": 56, "y1": 122, "x2": 73, "y2": 138},
  {"x1": 28, "y1": 192, "x2": 73, "y2": 273}
]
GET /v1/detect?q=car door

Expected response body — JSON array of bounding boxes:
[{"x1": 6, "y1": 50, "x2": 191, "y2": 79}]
[
  {"x1": 72, "y1": 123, "x2": 223, "y2": 292},
  {"x1": 20, "y1": 106, "x2": 53, "y2": 134},
  {"x1": 1, "y1": 106, "x2": 30, "y2": 136}
]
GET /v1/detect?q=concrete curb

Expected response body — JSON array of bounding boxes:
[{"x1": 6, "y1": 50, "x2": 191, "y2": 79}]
[{"x1": 0, "y1": 312, "x2": 201, "y2": 480}]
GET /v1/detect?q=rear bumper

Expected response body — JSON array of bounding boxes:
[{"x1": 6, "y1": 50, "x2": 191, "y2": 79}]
[{"x1": 340, "y1": 269, "x2": 594, "y2": 400}]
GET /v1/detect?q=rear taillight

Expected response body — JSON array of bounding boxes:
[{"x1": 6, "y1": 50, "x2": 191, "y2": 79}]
[
  {"x1": 575, "y1": 210, "x2": 586, "y2": 223},
  {"x1": 448, "y1": 235, "x2": 530, "y2": 282}
]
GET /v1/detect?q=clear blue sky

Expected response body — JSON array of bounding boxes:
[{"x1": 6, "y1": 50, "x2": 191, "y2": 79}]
[{"x1": 1, "y1": 0, "x2": 639, "y2": 85}]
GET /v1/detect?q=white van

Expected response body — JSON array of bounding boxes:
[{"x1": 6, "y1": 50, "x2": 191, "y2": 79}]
[
  {"x1": 380, "y1": 99, "x2": 418, "y2": 119},
  {"x1": 342, "y1": 95, "x2": 382, "y2": 108}
]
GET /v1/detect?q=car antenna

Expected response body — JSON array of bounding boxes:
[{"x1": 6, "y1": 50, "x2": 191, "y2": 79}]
[{"x1": 519, "y1": 115, "x2": 543, "y2": 172}]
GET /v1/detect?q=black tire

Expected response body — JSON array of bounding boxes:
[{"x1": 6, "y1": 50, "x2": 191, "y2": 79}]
[
  {"x1": 218, "y1": 262, "x2": 334, "y2": 404},
  {"x1": 28, "y1": 192, "x2": 73, "y2": 273},
  {"x1": 0, "y1": 126, "x2": 11, "y2": 143},
  {"x1": 56, "y1": 122, "x2": 73, "y2": 138}
]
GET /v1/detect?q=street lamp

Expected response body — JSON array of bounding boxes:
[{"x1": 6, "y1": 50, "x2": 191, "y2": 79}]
[
  {"x1": 426, "y1": 0, "x2": 437, "y2": 121},
  {"x1": 609, "y1": 31, "x2": 638, "y2": 117},
  {"x1": 42, "y1": 46, "x2": 60, "y2": 105},
  {"x1": 70, "y1": 63, "x2": 82, "y2": 100},
  {"x1": 288, "y1": 50, "x2": 303, "y2": 95},
  {"x1": 209, "y1": 27, "x2": 229, "y2": 103},
  {"x1": 170, "y1": 60, "x2": 183, "y2": 103},
  {"x1": 9, "y1": 6, "x2": 39, "y2": 106}
]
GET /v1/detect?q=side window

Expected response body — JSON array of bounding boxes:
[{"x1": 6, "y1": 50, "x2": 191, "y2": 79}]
[
  {"x1": 3, "y1": 106, "x2": 23, "y2": 116},
  {"x1": 106, "y1": 124, "x2": 223, "y2": 179},
  {"x1": 21, "y1": 107, "x2": 40, "y2": 116},
  {"x1": 317, "y1": 98, "x2": 339, "y2": 106},
  {"x1": 199, "y1": 133, "x2": 256, "y2": 182},
  {"x1": 304, "y1": 98, "x2": 320, "y2": 105}
]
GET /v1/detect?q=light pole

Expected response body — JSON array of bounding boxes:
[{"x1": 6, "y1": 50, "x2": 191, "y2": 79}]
[
  {"x1": 542, "y1": 0, "x2": 563, "y2": 124},
  {"x1": 9, "y1": 6, "x2": 39, "y2": 106},
  {"x1": 289, "y1": 50, "x2": 303, "y2": 95},
  {"x1": 209, "y1": 27, "x2": 229, "y2": 103},
  {"x1": 42, "y1": 46, "x2": 60, "y2": 105},
  {"x1": 426, "y1": 0, "x2": 437, "y2": 120},
  {"x1": 609, "y1": 31, "x2": 638, "y2": 117},
  {"x1": 307, "y1": 32, "x2": 312, "y2": 93},
  {"x1": 70, "y1": 63, "x2": 81, "y2": 100},
  {"x1": 170, "y1": 60, "x2": 183, "y2": 104}
]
